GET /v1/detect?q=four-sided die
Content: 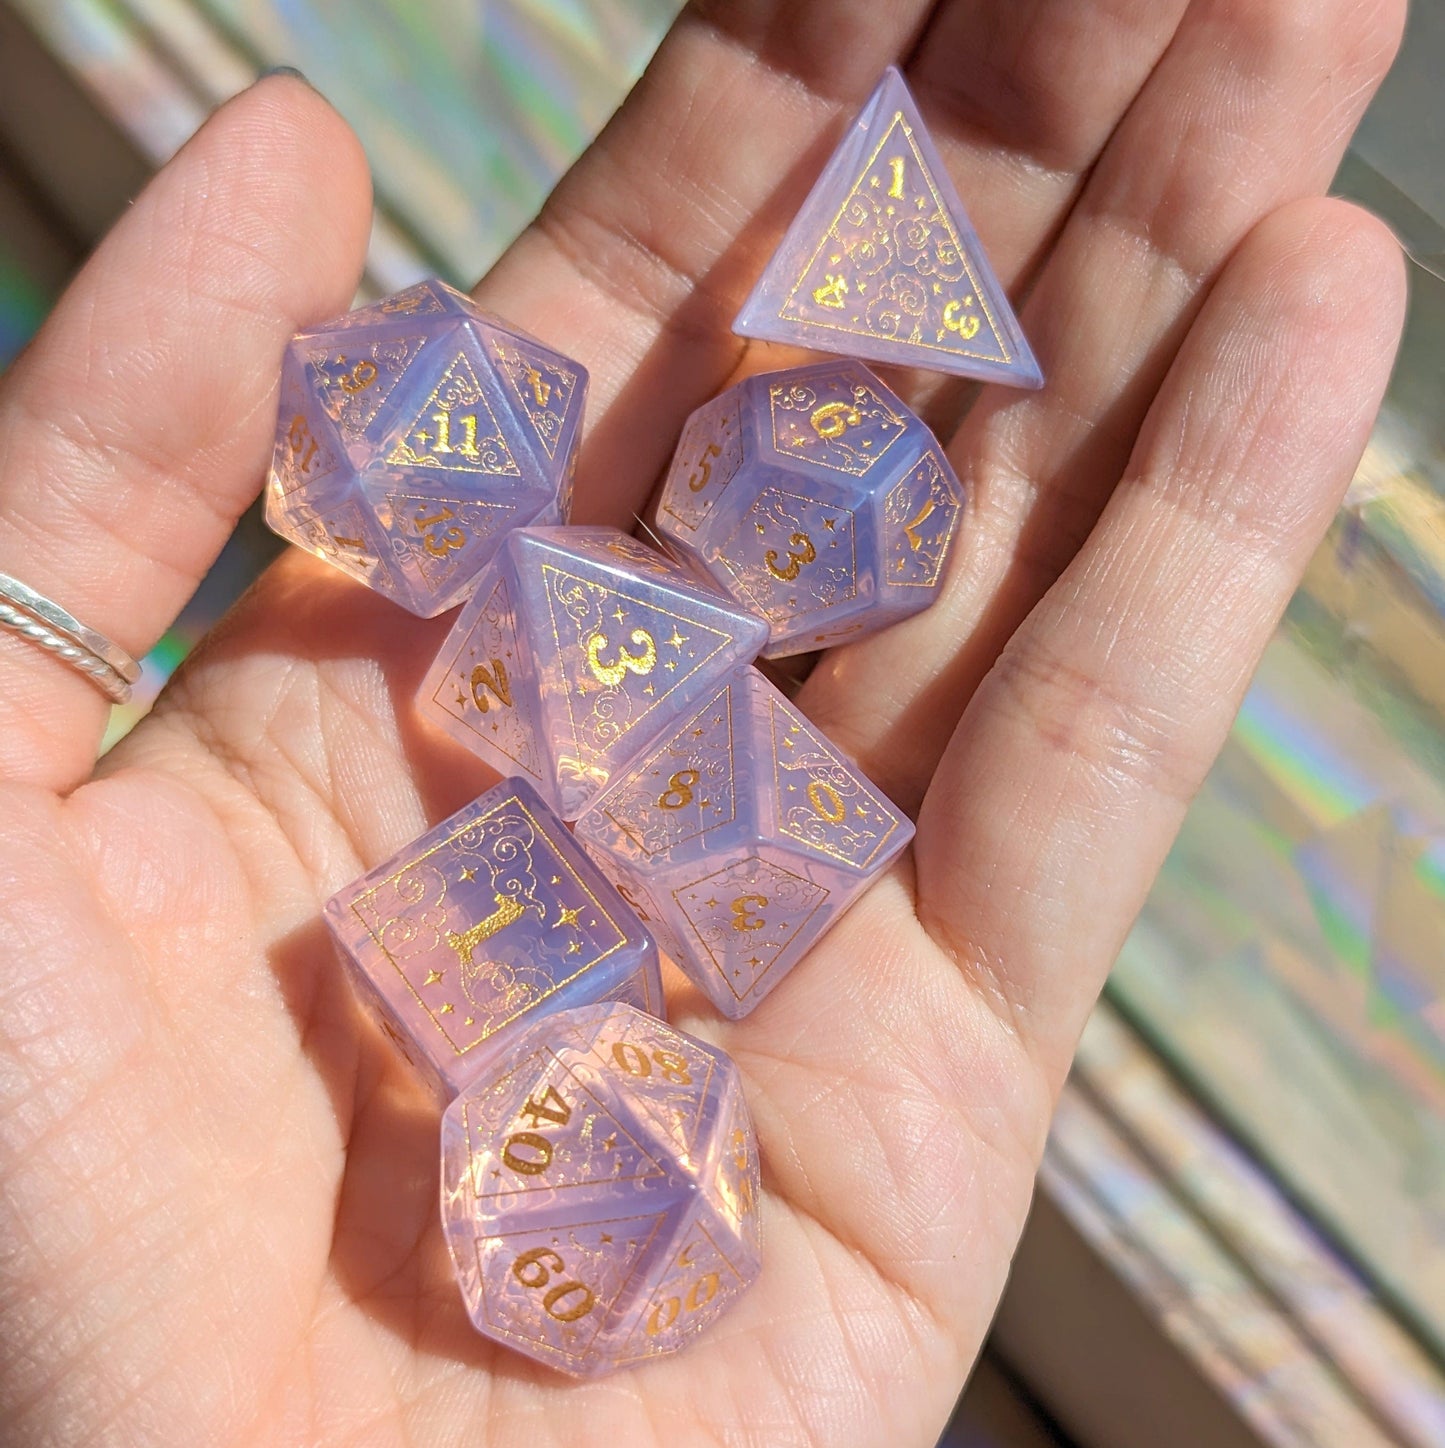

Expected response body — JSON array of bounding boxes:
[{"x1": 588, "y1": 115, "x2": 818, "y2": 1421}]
[
  {"x1": 418, "y1": 526, "x2": 769, "y2": 819},
  {"x1": 441, "y1": 1001, "x2": 760, "y2": 1376},
  {"x1": 324, "y1": 775, "x2": 662, "y2": 1100},
  {"x1": 654, "y1": 360, "x2": 964, "y2": 656},
  {"x1": 266, "y1": 279, "x2": 586, "y2": 617},
  {"x1": 573, "y1": 666, "x2": 914, "y2": 1018}
]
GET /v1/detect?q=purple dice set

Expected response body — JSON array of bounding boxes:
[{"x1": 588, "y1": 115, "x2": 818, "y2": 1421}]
[{"x1": 268, "y1": 68, "x2": 1037, "y2": 1378}]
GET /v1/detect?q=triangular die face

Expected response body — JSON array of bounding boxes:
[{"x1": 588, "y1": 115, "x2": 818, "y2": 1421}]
[
  {"x1": 386, "y1": 351, "x2": 522, "y2": 475},
  {"x1": 474, "y1": 1210, "x2": 670, "y2": 1372},
  {"x1": 485, "y1": 330, "x2": 585, "y2": 462},
  {"x1": 424, "y1": 570, "x2": 547, "y2": 782},
  {"x1": 734, "y1": 67, "x2": 1041, "y2": 387},
  {"x1": 280, "y1": 496, "x2": 394, "y2": 591},
  {"x1": 313, "y1": 279, "x2": 455, "y2": 331},
  {"x1": 271, "y1": 368, "x2": 343, "y2": 497},
  {"x1": 593, "y1": 682, "x2": 742, "y2": 861},
  {"x1": 616, "y1": 1213, "x2": 752, "y2": 1364},
  {"x1": 306, "y1": 332, "x2": 429, "y2": 440},
  {"x1": 536, "y1": 558, "x2": 756, "y2": 775},
  {"x1": 768, "y1": 694, "x2": 907, "y2": 871},
  {"x1": 458, "y1": 1048, "x2": 671, "y2": 1209},
  {"x1": 671, "y1": 854, "x2": 830, "y2": 1006},
  {"x1": 381, "y1": 491, "x2": 518, "y2": 593}
]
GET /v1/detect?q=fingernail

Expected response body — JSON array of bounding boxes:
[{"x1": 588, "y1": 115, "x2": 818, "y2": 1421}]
[{"x1": 259, "y1": 65, "x2": 310, "y2": 84}]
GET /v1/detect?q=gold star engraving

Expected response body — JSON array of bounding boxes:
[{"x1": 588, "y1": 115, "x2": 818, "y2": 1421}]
[
  {"x1": 423, "y1": 969, "x2": 444, "y2": 986},
  {"x1": 666, "y1": 629, "x2": 687, "y2": 649},
  {"x1": 550, "y1": 875, "x2": 561, "y2": 885},
  {"x1": 439, "y1": 1002, "x2": 455, "y2": 1014},
  {"x1": 822, "y1": 517, "x2": 836, "y2": 530},
  {"x1": 566, "y1": 940, "x2": 581, "y2": 954},
  {"x1": 705, "y1": 898, "x2": 719, "y2": 909},
  {"x1": 600, "y1": 1232, "x2": 613, "y2": 1244},
  {"x1": 554, "y1": 904, "x2": 583, "y2": 929},
  {"x1": 855, "y1": 805, "x2": 869, "y2": 818},
  {"x1": 464, "y1": 1016, "x2": 475, "y2": 1026},
  {"x1": 459, "y1": 865, "x2": 478, "y2": 882},
  {"x1": 613, "y1": 605, "x2": 627, "y2": 622}
]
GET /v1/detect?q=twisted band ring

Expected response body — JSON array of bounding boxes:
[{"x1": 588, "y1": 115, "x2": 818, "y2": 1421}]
[{"x1": 0, "y1": 571, "x2": 141, "y2": 705}]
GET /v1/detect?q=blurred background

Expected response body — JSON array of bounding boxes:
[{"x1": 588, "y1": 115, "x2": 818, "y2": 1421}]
[{"x1": 0, "y1": 2, "x2": 1441, "y2": 1443}]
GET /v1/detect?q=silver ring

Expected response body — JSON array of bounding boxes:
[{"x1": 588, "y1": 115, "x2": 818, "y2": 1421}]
[{"x1": 0, "y1": 571, "x2": 141, "y2": 704}]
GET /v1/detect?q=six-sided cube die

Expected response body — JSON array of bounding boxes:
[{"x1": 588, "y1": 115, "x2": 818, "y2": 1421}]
[
  {"x1": 441, "y1": 1001, "x2": 760, "y2": 1377},
  {"x1": 324, "y1": 775, "x2": 662, "y2": 1100},
  {"x1": 573, "y1": 666, "x2": 914, "y2": 1018},
  {"x1": 266, "y1": 280, "x2": 586, "y2": 617},
  {"x1": 655, "y1": 360, "x2": 964, "y2": 656},
  {"x1": 418, "y1": 526, "x2": 769, "y2": 819}
]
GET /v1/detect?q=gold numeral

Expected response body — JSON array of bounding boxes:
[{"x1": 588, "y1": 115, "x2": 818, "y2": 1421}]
[
  {"x1": 942, "y1": 297, "x2": 982, "y2": 341},
  {"x1": 688, "y1": 442, "x2": 721, "y2": 492},
  {"x1": 337, "y1": 359, "x2": 378, "y2": 393},
  {"x1": 446, "y1": 892, "x2": 526, "y2": 968},
  {"x1": 808, "y1": 780, "x2": 846, "y2": 823},
  {"x1": 329, "y1": 533, "x2": 368, "y2": 552},
  {"x1": 501, "y1": 1130, "x2": 553, "y2": 1175},
  {"x1": 730, "y1": 895, "x2": 767, "y2": 932},
  {"x1": 427, "y1": 410, "x2": 482, "y2": 459},
  {"x1": 886, "y1": 155, "x2": 906, "y2": 198},
  {"x1": 501, "y1": 1084, "x2": 571, "y2": 1177},
  {"x1": 287, "y1": 413, "x2": 319, "y2": 474},
  {"x1": 586, "y1": 627, "x2": 657, "y2": 686},
  {"x1": 765, "y1": 532, "x2": 817, "y2": 582},
  {"x1": 810, "y1": 402, "x2": 861, "y2": 440},
  {"x1": 609, "y1": 1042, "x2": 692, "y2": 1085},
  {"x1": 616, "y1": 882, "x2": 652, "y2": 921},
  {"x1": 518, "y1": 1084, "x2": 571, "y2": 1129},
  {"x1": 413, "y1": 503, "x2": 468, "y2": 558},
  {"x1": 657, "y1": 769, "x2": 700, "y2": 811},
  {"x1": 511, "y1": 1247, "x2": 597, "y2": 1323},
  {"x1": 902, "y1": 497, "x2": 937, "y2": 552},
  {"x1": 523, "y1": 364, "x2": 552, "y2": 407},
  {"x1": 646, "y1": 1271, "x2": 720, "y2": 1336},
  {"x1": 469, "y1": 659, "x2": 513, "y2": 712}
]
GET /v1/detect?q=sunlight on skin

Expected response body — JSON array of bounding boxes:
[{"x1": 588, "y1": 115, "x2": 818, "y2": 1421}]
[{"x1": 0, "y1": 1, "x2": 1407, "y2": 1443}]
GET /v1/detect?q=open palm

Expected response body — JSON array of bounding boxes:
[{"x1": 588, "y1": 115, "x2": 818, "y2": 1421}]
[{"x1": 0, "y1": 3, "x2": 1407, "y2": 1444}]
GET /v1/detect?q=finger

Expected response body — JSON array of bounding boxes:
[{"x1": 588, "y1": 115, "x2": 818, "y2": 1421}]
[
  {"x1": 0, "y1": 76, "x2": 370, "y2": 792},
  {"x1": 916, "y1": 197, "x2": 1404, "y2": 1079},
  {"x1": 906, "y1": 0, "x2": 1191, "y2": 295},
  {"x1": 803, "y1": 0, "x2": 1405, "y2": 808}
]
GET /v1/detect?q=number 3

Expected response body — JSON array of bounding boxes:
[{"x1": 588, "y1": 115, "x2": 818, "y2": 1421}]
[
  {"x1": 764, "y1": 532, "x2": 816, "y2": 581},
  {"x1": 586, "y1": 628, "x2": 657, "y2": 686}
]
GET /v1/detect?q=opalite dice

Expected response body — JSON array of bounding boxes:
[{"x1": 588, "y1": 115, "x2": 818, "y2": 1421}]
[
  {"x1": 265, "y1": 279, "x2": 586, "y2": 617},
  {"x1": 733, "y1": 66, "x2": 1041, "y2": 388},
  {"x1": 573, "y1": 667, "x2": 913, "y2": 1017},
  {"x1": 323, "y1": 776, "x2": 661, "y2": 1099},
  {"x1": 418, "y1": 526, "x2": 769, "y2": 818},
  {"x1": 441, "y1": 1001, "x2": 760, "y2": 1376},
  {"x1": 655, "y1": 360, "x2": 964, "y2": 656}
]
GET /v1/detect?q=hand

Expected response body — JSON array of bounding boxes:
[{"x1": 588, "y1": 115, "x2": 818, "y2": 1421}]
[{"x1": 0, "y1": 3, "x2": 1406, "y2": 1443}]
